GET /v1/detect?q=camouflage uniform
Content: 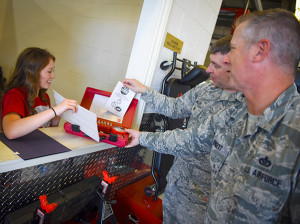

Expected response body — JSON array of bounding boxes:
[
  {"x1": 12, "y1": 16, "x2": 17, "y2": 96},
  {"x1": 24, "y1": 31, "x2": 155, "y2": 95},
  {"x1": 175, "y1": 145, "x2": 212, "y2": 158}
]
[
  {"x1": 206, "y1": 84, "x2": 300, "y2": 223},
  {"x1": 139, "y1": 81, "x2": 245, "y2": 224}
]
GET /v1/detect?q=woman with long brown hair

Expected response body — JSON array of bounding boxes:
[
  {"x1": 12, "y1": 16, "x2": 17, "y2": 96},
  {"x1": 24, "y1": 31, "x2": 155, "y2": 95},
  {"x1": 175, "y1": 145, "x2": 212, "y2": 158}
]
[{"x1": 1, "y1": 47, "x2": 77, "y2": 139}]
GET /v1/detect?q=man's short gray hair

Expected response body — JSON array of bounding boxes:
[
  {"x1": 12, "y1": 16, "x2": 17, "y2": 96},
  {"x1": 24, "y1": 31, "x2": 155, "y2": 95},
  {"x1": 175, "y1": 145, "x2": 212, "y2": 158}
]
[{"x1": 235, "y1": 8, "x2": 300, "y2": 73}]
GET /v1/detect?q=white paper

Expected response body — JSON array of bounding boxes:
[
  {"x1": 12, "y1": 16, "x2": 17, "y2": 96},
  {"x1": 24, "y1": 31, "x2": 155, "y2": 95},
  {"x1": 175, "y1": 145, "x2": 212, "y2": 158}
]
[
  {"x1": 105, "y1": 81, "x2": 135, "y2": 118},
  {"x1": 90, "y1": 94, "x2": 123, "y2": 123},
  {"x1": 53, "y1": 90, "x2": 99, "y2": 142}
]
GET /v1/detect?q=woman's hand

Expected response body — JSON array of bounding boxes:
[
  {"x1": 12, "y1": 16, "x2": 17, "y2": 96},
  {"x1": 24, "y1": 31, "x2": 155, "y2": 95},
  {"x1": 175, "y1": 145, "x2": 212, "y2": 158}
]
[
  {"x1": 53, "y1": 99, "x2": 78, "y2": 116},
  {"x1": 50, "y1": 99, "x2": 78, "y2": 127}
]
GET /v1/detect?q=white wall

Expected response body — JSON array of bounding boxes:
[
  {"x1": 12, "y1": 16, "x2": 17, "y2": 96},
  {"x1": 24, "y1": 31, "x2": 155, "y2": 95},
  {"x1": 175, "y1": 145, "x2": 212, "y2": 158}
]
[
  {"x1": 0, "y1": 0, "x2": 143, "y2": 104},
  {"x1": 124, "y1": 0, "x2": 222, "y2": 129},
  {"x1": 127, "y1": 0, "x2": 222, "y2": 115},
  {"x1": 151, "y1": 0, "x2": 222, "y2": 91}
]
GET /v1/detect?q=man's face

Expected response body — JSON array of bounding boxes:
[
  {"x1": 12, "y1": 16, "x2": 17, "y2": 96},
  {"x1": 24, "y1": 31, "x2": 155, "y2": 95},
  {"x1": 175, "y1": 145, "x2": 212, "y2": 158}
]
[
  {"x1": 206, "y1": 52, "x2": 232, "y2": 89},
  {"x1": 224, "y1": 22, "x2": 253, "y2": 91}
]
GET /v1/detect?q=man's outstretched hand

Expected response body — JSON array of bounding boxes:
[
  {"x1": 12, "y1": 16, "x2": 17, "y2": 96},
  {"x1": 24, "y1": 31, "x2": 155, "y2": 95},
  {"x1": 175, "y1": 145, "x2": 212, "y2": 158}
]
[
  {"x1": 125, "y1": 128, "x2": 141, "y2": 148},
  {"x1": 122, "y1": 79, "x2": 146, "y2": 94}
]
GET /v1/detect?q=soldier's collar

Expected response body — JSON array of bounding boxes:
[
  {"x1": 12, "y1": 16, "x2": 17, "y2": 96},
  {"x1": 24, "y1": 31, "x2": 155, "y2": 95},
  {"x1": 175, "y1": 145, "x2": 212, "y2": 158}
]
[
  {"x1": 220, "y1": 90, "x2": 244, "y2": 102},
  {"x1": 257, "y1": 84, "x2": 299, "y2": 132}
]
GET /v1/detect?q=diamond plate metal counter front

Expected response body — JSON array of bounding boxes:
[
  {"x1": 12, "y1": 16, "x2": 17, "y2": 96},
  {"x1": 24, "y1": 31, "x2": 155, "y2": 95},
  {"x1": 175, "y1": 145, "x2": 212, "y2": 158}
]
[{"x1": 0, "y1": 145, "x2": 152, "y2": 223}]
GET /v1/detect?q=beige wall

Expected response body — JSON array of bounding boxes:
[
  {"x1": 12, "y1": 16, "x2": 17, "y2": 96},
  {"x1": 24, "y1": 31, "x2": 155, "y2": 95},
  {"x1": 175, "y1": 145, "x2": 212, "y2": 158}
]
[{"x1": 0, "y1": 0, "x2": 143, "y2": 104}]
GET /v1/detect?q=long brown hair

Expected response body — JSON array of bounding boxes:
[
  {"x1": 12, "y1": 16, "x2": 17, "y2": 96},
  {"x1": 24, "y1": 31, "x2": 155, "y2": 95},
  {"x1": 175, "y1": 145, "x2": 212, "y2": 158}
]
[{"x1": 5, "y1": 47, "x2": 56, "y2": 114}]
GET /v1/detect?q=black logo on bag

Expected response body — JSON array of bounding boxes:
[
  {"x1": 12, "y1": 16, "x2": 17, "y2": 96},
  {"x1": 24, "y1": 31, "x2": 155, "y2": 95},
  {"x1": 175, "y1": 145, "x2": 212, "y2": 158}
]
[{"x1": 259, "y1": 156, "x2": 271, "y2": 167}]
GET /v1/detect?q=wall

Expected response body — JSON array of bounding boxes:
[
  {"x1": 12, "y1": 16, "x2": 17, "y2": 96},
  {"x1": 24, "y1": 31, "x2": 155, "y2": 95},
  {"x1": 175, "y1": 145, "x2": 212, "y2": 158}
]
[
  {"x1": 0, "y1": 0, "x2": 143, "y2": 104},
  {"x1": 0, "y1": 0, "x2": 222, "y2": 128},
  {"x1": 141, "y1": 0, "x2": 222, "y2": 113}
]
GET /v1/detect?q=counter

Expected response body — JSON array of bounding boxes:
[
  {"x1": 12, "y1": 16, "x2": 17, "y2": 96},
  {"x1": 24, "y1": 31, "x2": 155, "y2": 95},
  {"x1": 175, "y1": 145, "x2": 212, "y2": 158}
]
[{"x1": 0, "y1": 127, "x2": 113, "y2": 173}]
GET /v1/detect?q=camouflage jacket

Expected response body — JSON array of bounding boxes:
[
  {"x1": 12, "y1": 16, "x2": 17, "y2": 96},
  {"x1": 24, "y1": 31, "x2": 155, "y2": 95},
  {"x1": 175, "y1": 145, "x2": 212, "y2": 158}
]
[
  {"x1": 206, "y1": 84, "x2": 300, "y2": 224},
  {"x1": 139, "y1": 81, "x2": 245, "y2": 223}
]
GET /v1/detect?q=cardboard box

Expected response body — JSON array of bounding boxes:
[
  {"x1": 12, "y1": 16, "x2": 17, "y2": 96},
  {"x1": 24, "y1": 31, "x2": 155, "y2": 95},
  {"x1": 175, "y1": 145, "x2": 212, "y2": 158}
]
[{"x1": 64, "y1": 87, "x2": 138, "y2": 147}]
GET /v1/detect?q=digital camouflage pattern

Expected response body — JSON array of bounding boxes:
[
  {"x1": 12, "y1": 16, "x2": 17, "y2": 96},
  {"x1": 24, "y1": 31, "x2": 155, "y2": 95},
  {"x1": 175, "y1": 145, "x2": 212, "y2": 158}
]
[
  {"x1": 206, "y1": 84, "x2": 300, "y2": 224},
  {"x1": 139, "y1": 81, "x2": 245, "y2": 224}
]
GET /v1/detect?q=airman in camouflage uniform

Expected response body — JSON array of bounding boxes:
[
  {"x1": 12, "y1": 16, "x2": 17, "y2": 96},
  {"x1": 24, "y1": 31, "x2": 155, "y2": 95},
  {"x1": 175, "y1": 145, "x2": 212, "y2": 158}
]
[
  {"x1": 123, "y1": 35, "x2": 245, "y2": 223},
  {"x1": 139, "y1": 83, "x2": 244, "y2": 224},
  {"x1": 204, "y1": 83, "x2": 300, "y2": 223},
  {"x1": 202, "y1": 9, "x2": 300, "y2": 223}
]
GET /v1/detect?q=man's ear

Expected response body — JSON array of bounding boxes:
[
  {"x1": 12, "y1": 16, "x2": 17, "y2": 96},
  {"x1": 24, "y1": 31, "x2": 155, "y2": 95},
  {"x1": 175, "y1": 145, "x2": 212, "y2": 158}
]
[{"x1": 252, "y1": 39, "x2": 271, "y2": 63}]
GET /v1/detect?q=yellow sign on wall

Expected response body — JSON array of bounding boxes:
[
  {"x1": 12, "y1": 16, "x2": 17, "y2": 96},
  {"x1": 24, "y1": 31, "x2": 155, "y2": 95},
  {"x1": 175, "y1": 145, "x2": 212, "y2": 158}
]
[{"x1": 164, "y1": 32, "x2": 183, "y2": 54}]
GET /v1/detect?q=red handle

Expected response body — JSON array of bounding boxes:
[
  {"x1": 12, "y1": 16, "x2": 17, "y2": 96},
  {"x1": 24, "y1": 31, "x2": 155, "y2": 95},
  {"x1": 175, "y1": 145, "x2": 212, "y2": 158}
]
[
  {"x1": 39, "y1": 195, "x2": 57, "y2": 213},
  {"x1": 102, "y1": 170, "x2": 117, "y2": 184}
]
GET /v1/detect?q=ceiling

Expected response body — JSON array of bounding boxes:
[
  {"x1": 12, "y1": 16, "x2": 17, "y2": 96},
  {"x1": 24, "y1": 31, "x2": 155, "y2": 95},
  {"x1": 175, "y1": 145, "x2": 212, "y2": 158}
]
[
  {"x1": 212, "y1": 0, "x2": 297, "y2": 40},
  {"x1": 221, "y1": 0, "x2": 295, "y2": 12}
]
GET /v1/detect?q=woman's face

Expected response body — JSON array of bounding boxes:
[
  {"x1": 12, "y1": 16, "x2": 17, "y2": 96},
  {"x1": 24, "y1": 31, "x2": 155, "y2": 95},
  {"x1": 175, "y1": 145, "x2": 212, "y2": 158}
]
[{"x1": 39, "y1": 58, "x2": 55, "y2": 90}]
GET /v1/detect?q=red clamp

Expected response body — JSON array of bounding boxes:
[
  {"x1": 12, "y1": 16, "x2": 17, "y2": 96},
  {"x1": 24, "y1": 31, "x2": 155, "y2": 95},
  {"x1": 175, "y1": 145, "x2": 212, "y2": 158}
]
[
  {"x1": 102, "y1": 171, "x2": 117, "y2": 184},
  {"x1": 39, "y1": 195, "x2": 57, "y2": 213}
]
